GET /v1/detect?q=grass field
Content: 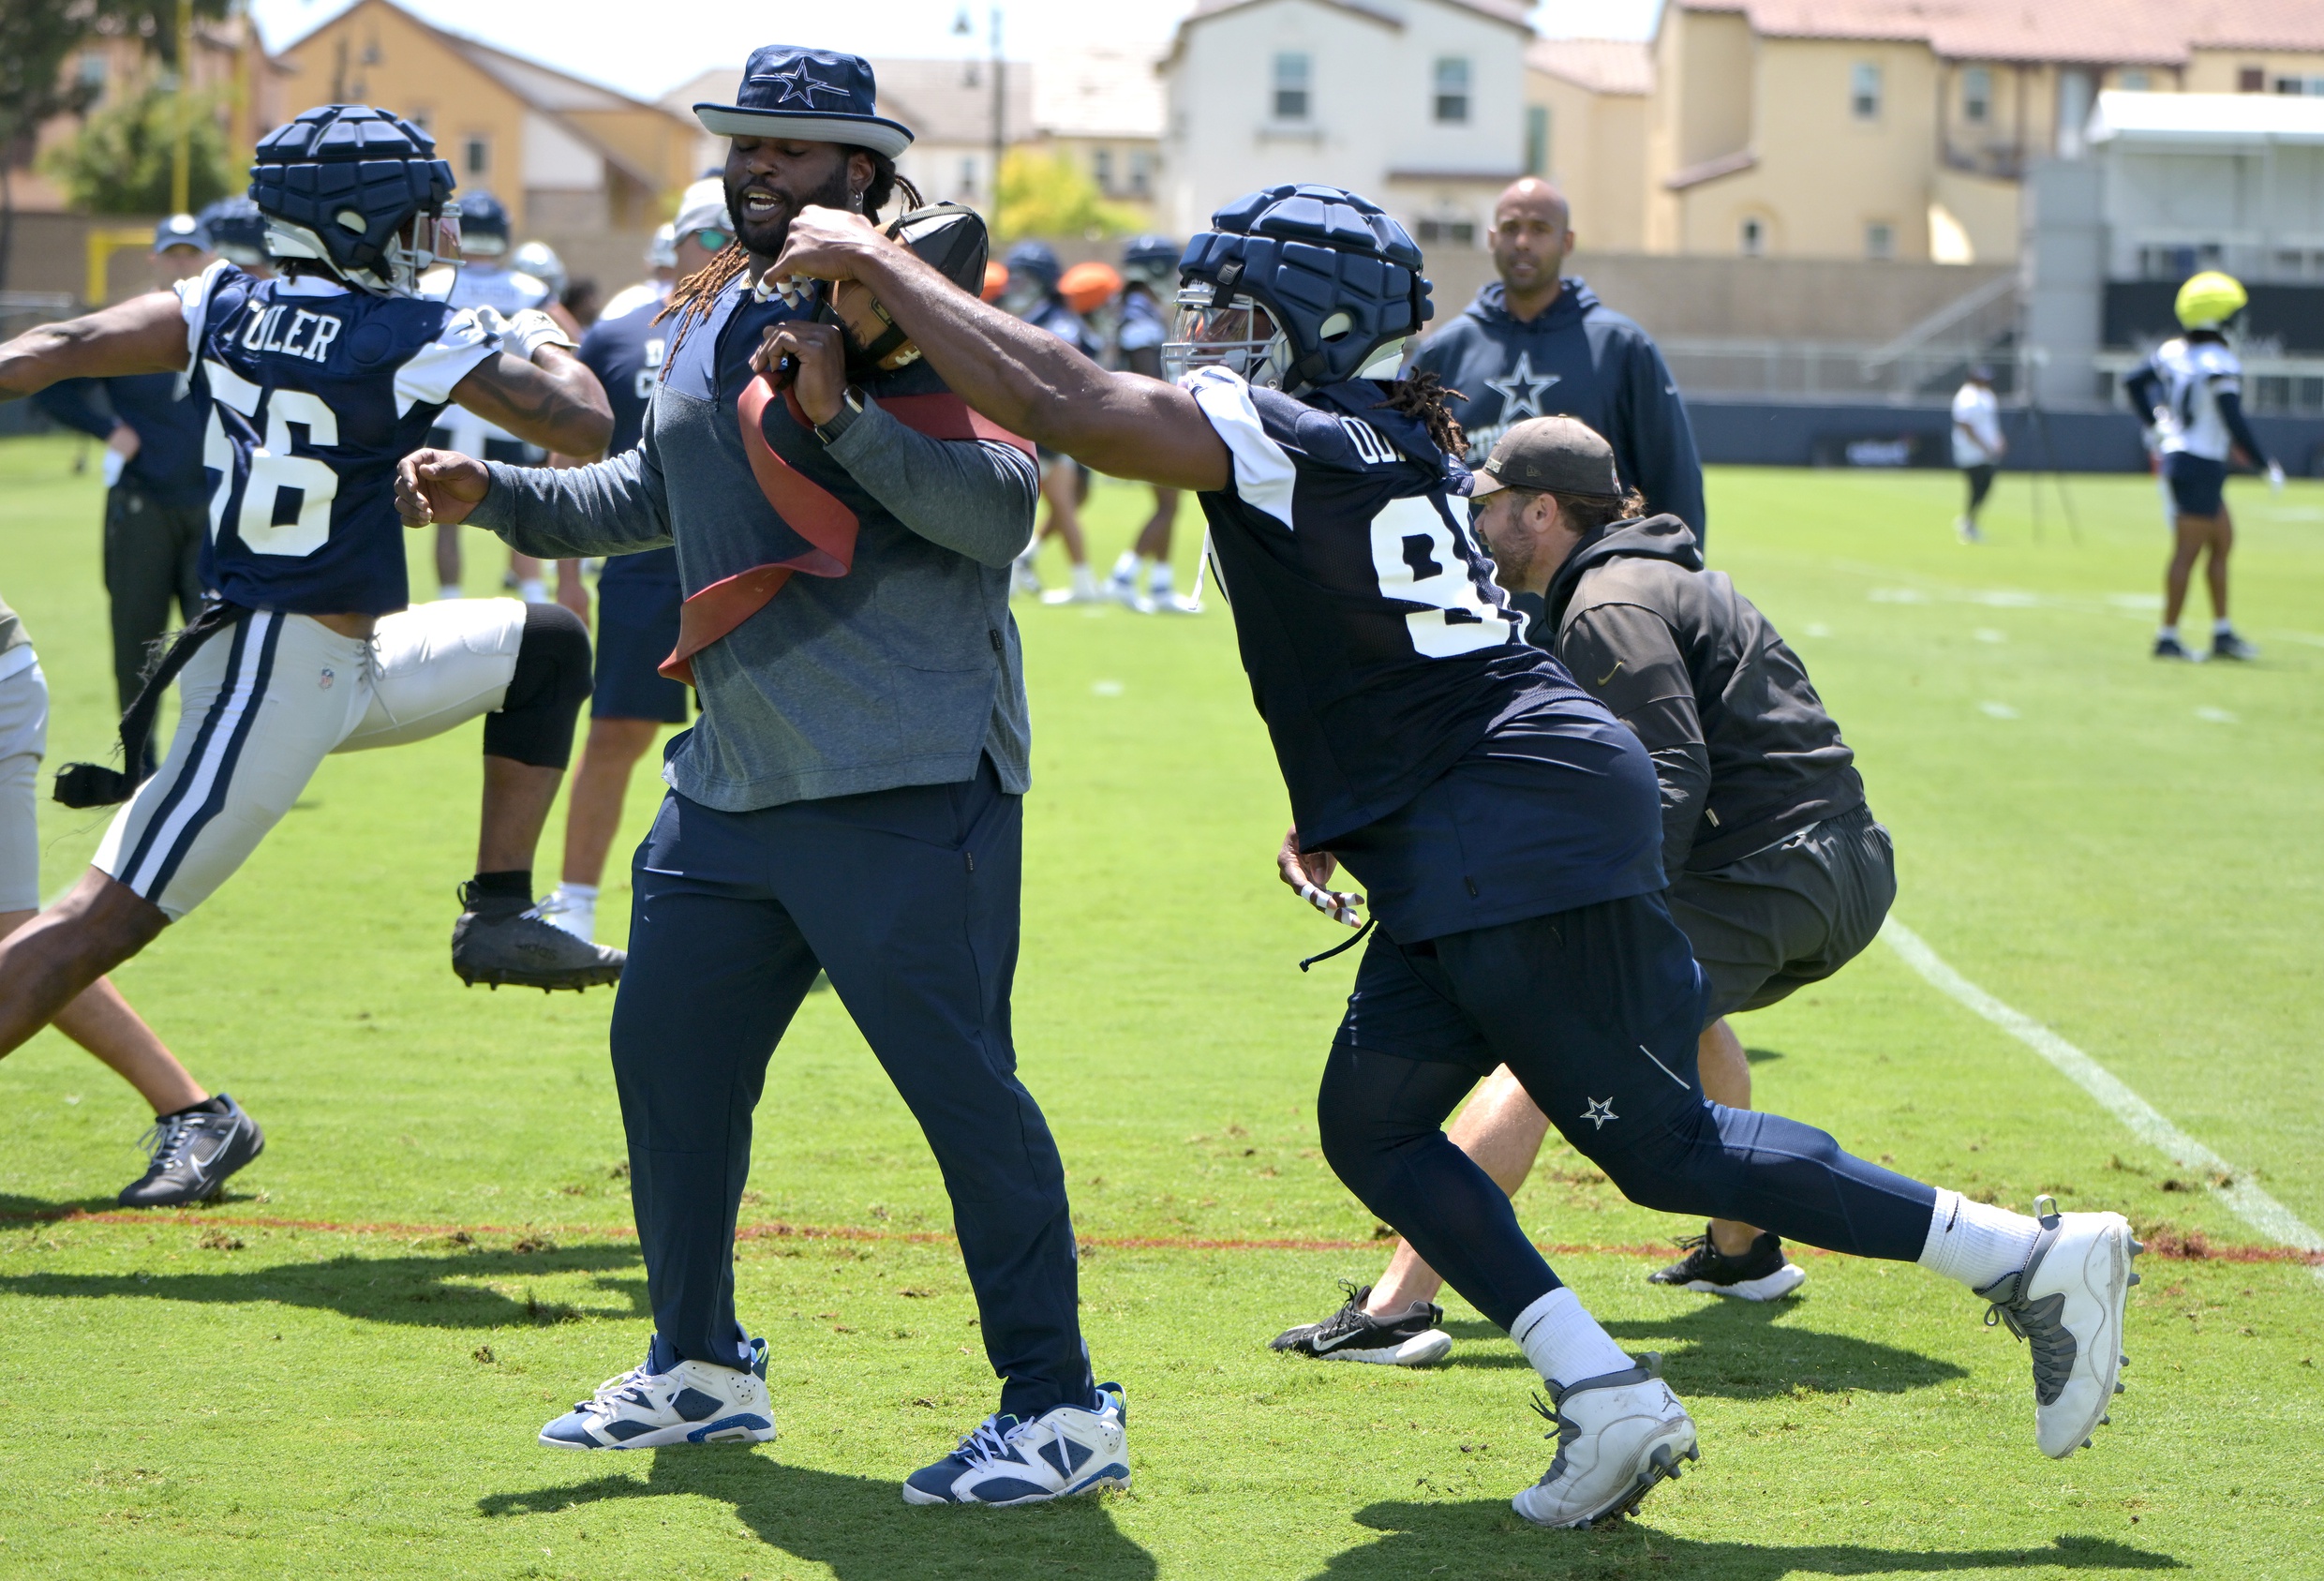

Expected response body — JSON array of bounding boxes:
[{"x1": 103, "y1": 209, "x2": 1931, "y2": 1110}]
[{"x1": 1, "y1": 432, "x2": 2319, "y2": 1579}]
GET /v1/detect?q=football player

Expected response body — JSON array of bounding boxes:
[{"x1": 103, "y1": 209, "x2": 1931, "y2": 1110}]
[
  {"x1": 769, "y1": 182, "x2": 2143, "y2": 1525},
  {"x1": 0, "y1": 105, "x2": 624, "y2": 1087},
  {"x1": 998, "y1": 240, "x2": 1103, "y2": 603},
  {"x1": 598, "y1": 224, "x2": 679, "y2": 324},
  {"x1": 197, "y1": 196, "x2": 273, "y2": 276},
  {"x1": 536, "y1": 179, "x2": 731, "y2": 945},
  {"x1": 423, "y1": 192, "x2": 584, "y2": 608},
  {"x1": 2123, "y1": 271, "x2": 2281, "y2": 662},
  {"x1": 1100, "y1": 234, "x2": 1199, "y2": 614}
]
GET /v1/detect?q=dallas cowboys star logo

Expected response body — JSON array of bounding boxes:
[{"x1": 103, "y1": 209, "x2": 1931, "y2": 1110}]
[
  {"x1": 1483, "y1": 351, "x2": 1558, "y2": 421},
  {"x1": 1580, "y1": 1096, "x2": 1618, "y2": 1130},
  {"x1": 763, "y1": 64, "x2": 847, "y2": 108}
]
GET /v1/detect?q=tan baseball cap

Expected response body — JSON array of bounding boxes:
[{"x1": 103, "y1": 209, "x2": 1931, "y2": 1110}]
[{"x1": 1468, "y1": 415, "x2": 1623, "y2": 500}]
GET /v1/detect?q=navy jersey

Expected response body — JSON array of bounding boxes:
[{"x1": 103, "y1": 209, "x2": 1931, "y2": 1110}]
[
  {"x1": 576, "y1": 291, "x2": 677, "y2": 589},
  {"x1": 1185, "y1": 365, "x2": 1606, "y2": 847},
  {"x1": 178, "y1": 261, "x2": 499, "y2": 615}
]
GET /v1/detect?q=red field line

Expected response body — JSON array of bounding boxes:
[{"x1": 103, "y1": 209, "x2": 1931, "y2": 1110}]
[{"x1": 3, "y1": 1208, "x2": 2315, "y2": 1264}]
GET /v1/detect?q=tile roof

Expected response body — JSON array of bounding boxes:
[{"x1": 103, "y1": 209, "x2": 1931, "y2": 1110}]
[
  {"x1": 1527, "y1": 37, "x2": 1657, "y2": 95},
  {"x1": 1674, "y1": 0, "x2": 2324, "y2": 66}
]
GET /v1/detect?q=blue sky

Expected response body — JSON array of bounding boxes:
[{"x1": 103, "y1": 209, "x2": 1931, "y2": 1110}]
[{"x1": 249, "y1": 0, "x2": 1663, "y2": 102}]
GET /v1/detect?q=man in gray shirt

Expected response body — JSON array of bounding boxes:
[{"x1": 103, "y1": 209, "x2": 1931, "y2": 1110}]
[{"x1": 395, "y1": 46, "x2": 1126, "y2": 1504}]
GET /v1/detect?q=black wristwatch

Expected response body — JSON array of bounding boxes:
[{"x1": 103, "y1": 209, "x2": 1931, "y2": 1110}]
[{"x1": 813, "y1": 386, "x2": 866, "y2": 446}]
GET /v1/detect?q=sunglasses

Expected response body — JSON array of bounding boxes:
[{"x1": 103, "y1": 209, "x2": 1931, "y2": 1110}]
[{"x1": 688, "y1": 228, "x2": 733, "y2": 253}]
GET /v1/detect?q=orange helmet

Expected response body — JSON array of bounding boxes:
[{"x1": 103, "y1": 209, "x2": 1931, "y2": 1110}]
[
  {"x1": 1059, "y1": 261, "x2": 1123, "y2": 315},
  {"x1": 980, "y1": 261, "x2": 1008, "y2": 302}
]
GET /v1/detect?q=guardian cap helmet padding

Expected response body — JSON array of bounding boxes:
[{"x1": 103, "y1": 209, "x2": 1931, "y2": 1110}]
[
  {"x1": 1167, "y1": 184, "x2": 1432, "y2": 394},
  {"x1": 454, "y1": 190, "x2": 512, "y2": 255},
  {"x1": 198, "y1": 195, "x2": 269, "y2": 268},
  {"x1": 1120, "y1": 233, "x2": 1181, "y2": 291},
  {"x1": 249, "y1": 105, "x2": 457, "y2": 297}
]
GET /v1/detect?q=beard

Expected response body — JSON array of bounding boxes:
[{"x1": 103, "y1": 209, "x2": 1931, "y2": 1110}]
[{"x1": 726, "y1": 157, "x2": 859, "y2": 259}]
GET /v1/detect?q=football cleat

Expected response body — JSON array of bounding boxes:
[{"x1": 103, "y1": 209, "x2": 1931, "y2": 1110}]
[
  {"x1": 1269, "y1": 1281, "x2": 1452, "y2": 1365},
  {"x1": 902, "y1": 1383, "x2": 1129, "y2": 1506},
  {"x1": 1512, "y1": 1353, "x2": 1699, "y2": 1529},
  {"x1": 452, "y1": 882, "x2": 623, "y2": 992},
  {"x1": 540, "y1": 1338, "x2": 775, "y2": 1450},
  {"x1": 1646, "y1": 1226, "x2": 1808, "y2": 1302},
  {"x1": 1974, "y1": 1198, "x2": 2138, "y2": 1459},
  {"x1": 2211, "y1": 630, "x2": 2259, "y2": 662},
  {"x1": 2153, "y1": 634, "x2": 2197, "y2": 662},
  {"x1": 117, "y1": 1095, "x2": 264, "y2": 1207}
]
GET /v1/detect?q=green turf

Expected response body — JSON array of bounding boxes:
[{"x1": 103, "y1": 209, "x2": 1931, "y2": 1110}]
[{"x1": 0, "y1": 434, "x2": 2317, "y2": 1578}]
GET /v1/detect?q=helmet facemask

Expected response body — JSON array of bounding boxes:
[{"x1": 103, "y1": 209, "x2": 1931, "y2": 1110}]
[
  {"x1": 261, "y1": 204, "x2": 458, "y2": 297},
  {"x1": 1164, "y1": 287, "x2": 1293, "y2": 387}
]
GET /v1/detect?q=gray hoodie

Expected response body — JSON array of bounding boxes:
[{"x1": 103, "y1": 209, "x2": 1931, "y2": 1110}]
[{"x1": 1517, "y1": 515, "x2": 1865, "y2": 873}]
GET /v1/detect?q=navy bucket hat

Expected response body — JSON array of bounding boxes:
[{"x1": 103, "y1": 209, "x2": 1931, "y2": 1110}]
[{"x1": 694, "y1": 47, "x2": 914, "y2": 157}]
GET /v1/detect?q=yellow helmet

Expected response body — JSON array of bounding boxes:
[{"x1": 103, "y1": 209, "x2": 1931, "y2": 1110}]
[{"x1": 2174, "y1": 270, "x2": 2247, "y2": 331}]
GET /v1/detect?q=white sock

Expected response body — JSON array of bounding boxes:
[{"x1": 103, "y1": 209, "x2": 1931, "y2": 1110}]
[
  {"x1": 1916, "y1": 1188, "x2": 2041, "y2": 1292},
  {"x1": 1110, "y1": 550, "x2": 1140, "y2": 581},
  {"x1": 1071, "y1": 563, "x2": 1098, "y2": 598},
  {"x1": 1149, "y1": 562, "x2": 1175, "y2": 598},
  {"x1": 2212, "y1": 617, "x2": 2234, "y2": 636},
  {"x1": 439, "y1": 583, "x2": 464, "y2": 603},
  {"x1": 544, "y1": 882, "x2": 597, "y2": 942},
  {"x1": 518, "y1": 577, "x2": 550, "y2": 604},
  {"x1": 2157, "y1": 624, "x2": 2179, "y2": 642},
  {"x1": 1511, "y1": 1287, "x2": 1632, "y2": 1388}
]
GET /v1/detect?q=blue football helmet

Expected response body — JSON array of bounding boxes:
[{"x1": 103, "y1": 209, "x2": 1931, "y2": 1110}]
[
  {"x1": 249, "y1": 105, "x2": 457, "y2": 297},
  {"x1": 1164, "y1": 185, "x2": 1431, "y2": 394},
  {"x1": 1120, "y1": 233, "x2": 1181, "y2": 291},
  {"x1": 1000, "y1": 239, "x2": 1061, "y2": 315},
  {"x1": 197, "y1": 195, "x2": 268, "y2": 268},
  {"x1": 454, "y1": 189, "x2": 512, "y2": 257}
]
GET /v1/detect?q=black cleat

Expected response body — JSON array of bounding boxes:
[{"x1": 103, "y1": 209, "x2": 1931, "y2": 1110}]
[
  {"x1": 1647, "y1": 1225, "x2": 1807, "y2": 1301},
  {"x1": 1269, "y1": 1281, "x2": 1452, "y2": 1365},
  {"x1": 452, "y1": 882, "x2": 624, "y2": 992},
  {"x1": 2153, "y1": 634, "x2": 2197, "y2": 662},
  {"x1": 118, "y1": 1094, "x2": 264, "y2": 1207},
  {"x1": 2211, "y1": 630, "x2": 2259, "y2": 662}
]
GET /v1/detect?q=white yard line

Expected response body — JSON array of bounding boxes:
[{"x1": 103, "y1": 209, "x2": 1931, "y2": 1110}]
[{"x1": 1882, "y1": 917, "x2": 2324, "y2": 1283}]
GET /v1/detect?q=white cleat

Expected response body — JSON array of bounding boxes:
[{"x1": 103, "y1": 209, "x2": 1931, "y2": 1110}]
[
  {"x1": 1975, "y1": 1197, "x2": 2138, "y2": 1459},
  {"x1": 539, "y1": 1338, "x2": 775, "y2": 1450},
  {"x1": 1512, "y1": 1353, "x2": 1699, "y2": 1529}
]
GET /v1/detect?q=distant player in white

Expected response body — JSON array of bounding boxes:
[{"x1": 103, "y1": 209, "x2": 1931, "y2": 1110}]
[
  {"x1": 2123, "y1": 271, "x2": 2283, "y2": 662},
  {"x1": 1950, "y1": 364, "x2": 2004, "y2": 543},
  {"x1": 422, "y1": 190, "x2": 586, "y2": 609}
]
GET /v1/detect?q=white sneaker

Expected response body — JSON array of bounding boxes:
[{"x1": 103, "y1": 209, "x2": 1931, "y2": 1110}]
[
  {"x1": 1103, "y1": 571, "x2": 1151, "y2": 613},
  {"x1": 1009, "y1": 556, "x2": 1043, "y2": 599},
  {"x1": 539, "y1": 1338, "x2": 775, "y2": 1449},
  {"x1": 1511, "y1": 1354, "x2": 1699, "y2": 1529},
  {"x1": 1975, "y1": 1198, "x2": 2139, "y2": 1458},
  {"x1": 532, "y1": 887, "x2": 595, "y2": 944},
  {"x1": 1956, "y1": 516, "x2": 1985, "y2": 544},
  {"x1": 901, "y1": 1383, "x2": 1130, "y2": 1505}
]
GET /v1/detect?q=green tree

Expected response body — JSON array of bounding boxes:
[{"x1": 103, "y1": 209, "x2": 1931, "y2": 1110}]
[
  {"x1": 41, "y1": 82, "x2": 235, "y2": 214},
  {"x1": 995, "y1": 149, "x2": 1142, "y2": 244},
  {"x1": 0, "y1": 0, "x2": 103, "y2": 287}
]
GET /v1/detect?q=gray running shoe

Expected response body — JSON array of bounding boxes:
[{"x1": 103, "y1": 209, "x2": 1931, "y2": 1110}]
[
  {"x1": 452, "y1": 882, "x2": 624, "y2": 992},
  {"x1": 118, "y1": 1095, "x2": 264, "y2": 1207},
  {"x1": 1512, "y1": 1352, "x2": 1699, "y2": 1529},
  {"x1": 1974, "y1": 1196, "x2": 2139, "y2": 1459}
]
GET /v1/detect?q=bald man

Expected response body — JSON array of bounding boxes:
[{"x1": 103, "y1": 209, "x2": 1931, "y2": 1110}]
[{"x1": 1408, "y1": 179, "x2": 1705, "y2": 542}]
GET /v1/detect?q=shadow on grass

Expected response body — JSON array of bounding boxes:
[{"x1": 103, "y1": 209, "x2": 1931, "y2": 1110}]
[
  {"x1": 0, "y1": 1244, "x2": 649, "y2": 1329},
  {"x1": 1435, "y1": 1297, "x2": 1969, "y2": 1397},
  {"x1": 1315, "y1": 1500, "x2": 2183, "y2": 1579},
  {"x1": 0, "y1": 1191, "x2": 135, "y2": 1218},
  {"x1": 1743, "y1": 1046, "x2": 1785, "y2": 1065},
  {"x1": 481, "y1": 1453, "x2": 1155, "y2": 1579}
]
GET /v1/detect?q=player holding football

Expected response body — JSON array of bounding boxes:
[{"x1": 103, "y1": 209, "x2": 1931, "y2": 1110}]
[
  {"x1": 2123, "y1": 271, "x2": 2281, "y2": 662},
  {"x1": 0, "y1": 105, "x2": 623, "y2": 1083},
  {"x1": 762, "y1": 182, "x2": 2143, "y2": 1527}
]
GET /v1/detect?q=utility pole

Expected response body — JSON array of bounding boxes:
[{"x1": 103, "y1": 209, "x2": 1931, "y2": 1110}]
[{"x1": 171, "y1": 0, "x2": 194, "y2": 214}]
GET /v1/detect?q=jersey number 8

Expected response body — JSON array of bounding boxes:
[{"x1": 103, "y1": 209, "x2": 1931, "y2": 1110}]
[{"x1": 201, "y1": 357, "x2": 340, "y2": 558}]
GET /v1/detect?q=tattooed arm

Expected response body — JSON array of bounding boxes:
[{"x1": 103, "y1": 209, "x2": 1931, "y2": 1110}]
[{"x1": 447, "y1": 344, "x2": 613, "y2": 458}]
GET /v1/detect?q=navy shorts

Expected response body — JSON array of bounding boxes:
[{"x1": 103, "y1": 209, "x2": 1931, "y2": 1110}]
[
  {"x1": 2164, "y1": 453, "x2": 2227, "y2": 517},
  {"x1": 593, "y1": 574, "x2": 690, "y2": 723}
]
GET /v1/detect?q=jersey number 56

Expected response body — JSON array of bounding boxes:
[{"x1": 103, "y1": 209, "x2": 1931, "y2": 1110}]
[{"x1": 201, "y1": 357, "x2": 340, "y2": 558}]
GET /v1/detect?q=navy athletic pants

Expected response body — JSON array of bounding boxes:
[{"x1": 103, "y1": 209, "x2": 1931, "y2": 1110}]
[
  {"x1": 1318, "y1": 891, "x2": 1938, "y2": 1332},
  {"x1": 609, "y1": 758, "x2": 1093, "y2": 1417}
]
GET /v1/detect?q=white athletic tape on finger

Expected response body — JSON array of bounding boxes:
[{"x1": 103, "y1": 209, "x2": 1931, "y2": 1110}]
[{"x1": 1883, "y1": 917, "x2": 2324, "y2": 1285}]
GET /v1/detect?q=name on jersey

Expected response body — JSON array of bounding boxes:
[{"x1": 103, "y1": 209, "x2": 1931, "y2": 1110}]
[
  {"x1": 1337, "y1": 416, "x2": 1401, "y2": 466},
  {"x1": 238, "y1": 305, "x2": 344, "y2": 365}
]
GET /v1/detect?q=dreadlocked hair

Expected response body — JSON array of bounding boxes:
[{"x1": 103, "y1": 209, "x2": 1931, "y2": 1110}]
[
  {"x1": 653, "y1": 149, "x2": 929, "y2": 364},
  {"x1": 1378, "y1": 369, "x2": 1467, "y2": 459}
]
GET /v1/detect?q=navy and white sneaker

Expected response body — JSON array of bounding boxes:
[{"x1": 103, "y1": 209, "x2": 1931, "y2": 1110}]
[
  {"x1": 1974, "y1": 1198, "x2": 2139, "y2": 1459},
  {"x1": 118, "y1": 1095, "x2": 264, "y2": 1207},
  {"x1": 539, "y1": 1337, "x2": 775, "y2": 1450},
  {"x1": 902, "y1": 1383, "x2": 1129, "y2": 1506}
]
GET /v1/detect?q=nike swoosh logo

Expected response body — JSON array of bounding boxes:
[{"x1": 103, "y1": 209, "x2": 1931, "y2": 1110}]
[
  {"x1": 1596, "y1": 660, "x2": 1624, "y2": 686},
  {"x1": 1311, "y1": 1330, "x2": 1364, "y2": 1352}
]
